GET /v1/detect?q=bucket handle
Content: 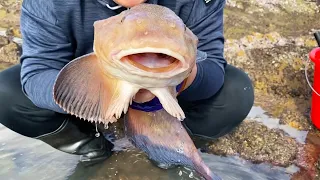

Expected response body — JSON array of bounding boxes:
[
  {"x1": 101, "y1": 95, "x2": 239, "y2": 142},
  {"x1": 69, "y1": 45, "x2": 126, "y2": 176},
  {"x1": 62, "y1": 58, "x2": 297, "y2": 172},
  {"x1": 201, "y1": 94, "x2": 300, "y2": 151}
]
[{"x1": 315, "y1": 32, "x2": 320, "y2": 46}]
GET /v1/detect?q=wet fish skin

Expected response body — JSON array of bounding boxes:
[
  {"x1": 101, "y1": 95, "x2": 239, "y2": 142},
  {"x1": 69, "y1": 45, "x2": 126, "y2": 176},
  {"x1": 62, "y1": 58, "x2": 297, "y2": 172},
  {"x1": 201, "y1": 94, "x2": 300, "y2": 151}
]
[
  {"x1": 53, "y1": 3, "x2": 198, "y2": 123},
  {"x1": 124, "y1": 108, "x2": 222, "y2": 180},
  {"x1": 52, "y1": 3, "x2": 221, "y2": 180},
  {"x1": 93, "y1": 4, "x2": 198, "y2": 86}
]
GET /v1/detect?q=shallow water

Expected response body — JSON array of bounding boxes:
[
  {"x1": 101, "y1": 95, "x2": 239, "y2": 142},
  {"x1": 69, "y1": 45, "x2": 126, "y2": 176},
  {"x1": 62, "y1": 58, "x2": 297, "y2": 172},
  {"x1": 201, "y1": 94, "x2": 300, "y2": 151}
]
[
  {"x1": 0, "y1": 106, "x2": 302, "y2": 180},
  {"x1": 247, "y1": 106, "x2": 308, "y2": 144}
]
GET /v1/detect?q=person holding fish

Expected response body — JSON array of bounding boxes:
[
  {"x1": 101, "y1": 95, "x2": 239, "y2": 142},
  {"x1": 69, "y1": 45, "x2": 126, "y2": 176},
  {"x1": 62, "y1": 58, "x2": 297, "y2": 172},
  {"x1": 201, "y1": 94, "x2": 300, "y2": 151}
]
[{"x1": 0, "y1": 0, "x2": 254, "y2": 177}]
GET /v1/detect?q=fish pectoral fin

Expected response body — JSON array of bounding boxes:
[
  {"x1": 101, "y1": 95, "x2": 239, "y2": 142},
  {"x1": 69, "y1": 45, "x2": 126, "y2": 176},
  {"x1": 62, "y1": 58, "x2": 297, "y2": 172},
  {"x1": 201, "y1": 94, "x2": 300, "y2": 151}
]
[
  {"x1": 149, "y1": 87, "x2": 185, "y2": 121},
  {"x1": 53, "y1": 52, "x2": 122, "y2": 124},
  {"x1": 105, "y1": 81, "x2": 140, "y2": 119}
]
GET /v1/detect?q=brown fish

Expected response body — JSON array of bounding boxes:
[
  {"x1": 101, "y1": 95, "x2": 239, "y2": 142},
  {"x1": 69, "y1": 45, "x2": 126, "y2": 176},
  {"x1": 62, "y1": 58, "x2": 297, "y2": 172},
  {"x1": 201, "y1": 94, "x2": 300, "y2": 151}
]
[{"x1": 53, "y1": 3, "x2": 221, "y2": 180}]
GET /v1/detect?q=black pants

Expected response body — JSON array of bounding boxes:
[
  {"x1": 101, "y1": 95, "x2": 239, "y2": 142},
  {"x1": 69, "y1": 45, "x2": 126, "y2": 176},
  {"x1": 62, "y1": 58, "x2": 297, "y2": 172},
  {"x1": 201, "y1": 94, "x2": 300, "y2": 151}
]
[{"x1": 0, "y1": 64, "x2": 254, "y2": 139}]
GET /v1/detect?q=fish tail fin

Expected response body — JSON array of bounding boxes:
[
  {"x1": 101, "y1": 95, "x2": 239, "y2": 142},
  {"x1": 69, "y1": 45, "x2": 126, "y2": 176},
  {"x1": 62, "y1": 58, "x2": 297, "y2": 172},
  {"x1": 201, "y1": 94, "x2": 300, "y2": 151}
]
[
  {"x1": 194, "y1": 161, "x2": 222, "y2": 180},
  {"x1": 124, "y1": 108, "x2": 221, "y2": 180}
]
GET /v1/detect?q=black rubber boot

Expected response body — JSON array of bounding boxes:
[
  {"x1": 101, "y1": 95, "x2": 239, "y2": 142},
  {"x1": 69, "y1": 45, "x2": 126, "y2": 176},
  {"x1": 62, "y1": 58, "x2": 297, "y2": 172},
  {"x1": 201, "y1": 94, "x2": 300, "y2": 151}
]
[{"x1": 35, "y1": 117, "x2": 114, "y2": 166}]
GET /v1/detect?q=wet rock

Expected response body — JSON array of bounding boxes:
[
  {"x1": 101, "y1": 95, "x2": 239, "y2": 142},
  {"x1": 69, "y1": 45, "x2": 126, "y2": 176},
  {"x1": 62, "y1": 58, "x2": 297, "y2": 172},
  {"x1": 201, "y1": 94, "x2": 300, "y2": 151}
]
[
  {"x1": 0, "y1": 8, "x2": 20, "y2": 29},
  {"x1": 6, "y1": 27, "x2": 21, "y2": 38},
  {"x1": 226, "y1": 0, "x2": 319, "y2": 14},
  {"x1": 293, "y1": 133, "x2": 320, "y2": 179},
  {"x1": 0, "y1": 42, "x2": 20, "y2": 64},
  {"x1": 0, "y1": 35, "x2": 9, "y2": 47},
  {"x1": 291, "y1": 168, "x2": 313, "y2": 180},
  {"x1": 0, "y1": 0, "x2": 21, "y2": 36},
  {"x1": 224, "y1": 3, "x2": 320, "y2": 39},
  {"x1": 0, "y1": 12, "x2": 20, "y2": 29},
  {"x1": 207, "y1": 120, "x2": 299, "y2": 167},
  {"x1": 220, "y1": 5, "x2": 320, "y2": 172},
  {"x1": 221, "y1": 27, "x2": 320, "y2": 175},
  {"x1": 223, "y1": 32, "x2": 317, "y2": 130}
]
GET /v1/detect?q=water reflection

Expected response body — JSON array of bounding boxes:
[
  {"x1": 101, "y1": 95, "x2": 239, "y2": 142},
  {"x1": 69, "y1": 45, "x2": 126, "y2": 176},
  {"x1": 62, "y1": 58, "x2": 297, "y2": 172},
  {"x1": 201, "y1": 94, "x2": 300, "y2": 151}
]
[
  {"x1": 0, "y1": 106, "x2": 301, "y2": 180},
  {"x1": 0, "y1": 125, "x2": 79, "y2": 180},
  {"x1": 247, "y1": 106, "x2": 308, "y2": 144}
]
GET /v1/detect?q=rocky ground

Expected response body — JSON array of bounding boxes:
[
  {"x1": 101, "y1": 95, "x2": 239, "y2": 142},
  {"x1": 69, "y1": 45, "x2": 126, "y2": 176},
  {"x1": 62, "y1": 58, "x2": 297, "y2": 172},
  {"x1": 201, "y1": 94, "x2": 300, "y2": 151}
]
[
  {"x1": 1, "y1": 0, "x2": 320, "y2": 179},
  {"x1": 212, "y1": 0, "x2": 320, "y2": 179},
  {"x1": 0, "y1": 0, "x2": 21, "y2": 71}
]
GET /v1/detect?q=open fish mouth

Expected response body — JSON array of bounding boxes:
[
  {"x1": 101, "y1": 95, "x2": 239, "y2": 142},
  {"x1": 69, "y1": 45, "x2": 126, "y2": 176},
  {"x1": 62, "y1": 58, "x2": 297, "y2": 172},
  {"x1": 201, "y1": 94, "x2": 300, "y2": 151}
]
[
  {"x1": 122, "y1": 53, "x2": 180, "y2": 72},
  {"x1": 115, "y1": 48, "x2": 185, "y2": 73}
]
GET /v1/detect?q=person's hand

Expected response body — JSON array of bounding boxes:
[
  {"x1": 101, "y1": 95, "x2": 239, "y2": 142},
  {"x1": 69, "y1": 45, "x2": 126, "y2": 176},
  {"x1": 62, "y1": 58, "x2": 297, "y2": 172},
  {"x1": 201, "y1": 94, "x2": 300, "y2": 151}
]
[
  {"x1": 180, "y1": 63, "x2": 197, "y2": 91},
  {"x1": 133, "y1": 89, "x2": 155, "y2": 103},
  {"x1": 132, "y1": 63, "x2": 197, "y2": 103}
]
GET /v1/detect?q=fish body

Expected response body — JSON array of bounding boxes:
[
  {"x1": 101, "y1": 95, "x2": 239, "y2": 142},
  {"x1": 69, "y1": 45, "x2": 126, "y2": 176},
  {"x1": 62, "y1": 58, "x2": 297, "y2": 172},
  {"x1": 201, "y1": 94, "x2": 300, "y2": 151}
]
[
  {"x1": 125, "y1": 108, "x2": 221, "y2": 180},
  {"x1": 54, "y1": 4, "x2": 197, "y2": 122},
  {"x1": 53, "y1": 3, "x2": 221, "y2": 180}
]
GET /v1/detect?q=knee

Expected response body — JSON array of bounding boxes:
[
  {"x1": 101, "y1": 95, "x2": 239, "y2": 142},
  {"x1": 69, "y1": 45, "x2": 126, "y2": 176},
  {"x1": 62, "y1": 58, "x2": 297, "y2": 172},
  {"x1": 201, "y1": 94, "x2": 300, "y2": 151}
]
[
  {"x1": 178, "y1": 65, "x2": 254, "y2": 139},
  {"x1": 223, "y1": 64, "x2": 254, "y2": 120},
  {"x1": 0, "y1": 65, "x2": 24, "y2": 119}
]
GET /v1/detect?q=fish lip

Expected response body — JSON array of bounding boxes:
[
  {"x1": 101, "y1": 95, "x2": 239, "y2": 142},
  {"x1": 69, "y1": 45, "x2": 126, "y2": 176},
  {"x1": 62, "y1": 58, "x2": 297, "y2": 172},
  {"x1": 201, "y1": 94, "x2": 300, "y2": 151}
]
[
  {"x1": 113, "y1": 47, "x2": 185, "y2": 63},
  {"x1": 112, "y1": 47, "x2": 188, "y2": 74},
  {"x1": 102, "y1": 47, "x2": 192, "y2": 87}
]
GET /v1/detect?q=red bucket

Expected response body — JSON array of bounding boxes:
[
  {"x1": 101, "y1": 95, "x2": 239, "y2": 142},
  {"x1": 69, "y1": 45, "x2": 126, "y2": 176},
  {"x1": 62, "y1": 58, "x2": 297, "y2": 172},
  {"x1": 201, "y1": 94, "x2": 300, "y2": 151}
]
[{"x1": 310, "y1": 47, "x2": 320, "y2": 129}]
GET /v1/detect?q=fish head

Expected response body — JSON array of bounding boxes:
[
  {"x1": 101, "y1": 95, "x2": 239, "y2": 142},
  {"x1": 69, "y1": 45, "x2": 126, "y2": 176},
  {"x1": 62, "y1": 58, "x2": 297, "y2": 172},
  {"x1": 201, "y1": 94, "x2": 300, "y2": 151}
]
[{"x1": 93, "y1": 3, "x2": 198, "y2": 87}]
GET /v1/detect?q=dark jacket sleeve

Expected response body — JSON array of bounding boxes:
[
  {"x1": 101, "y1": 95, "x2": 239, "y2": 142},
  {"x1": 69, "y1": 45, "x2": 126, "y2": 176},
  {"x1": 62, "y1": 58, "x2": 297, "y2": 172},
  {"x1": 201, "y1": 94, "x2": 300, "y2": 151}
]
[
  {"x1": 19, "y1": 0, "x2": 72, "y2": 114},
  {"x1": 178, "y1": 0, "x2": 227, "y2": 101}
]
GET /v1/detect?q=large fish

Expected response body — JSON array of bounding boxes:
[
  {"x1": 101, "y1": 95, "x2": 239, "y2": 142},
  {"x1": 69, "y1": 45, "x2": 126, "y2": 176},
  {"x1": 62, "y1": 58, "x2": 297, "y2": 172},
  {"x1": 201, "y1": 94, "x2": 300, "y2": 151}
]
[{"x1": 53, "y1": 3, "x2": 221, "y2": 180}]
